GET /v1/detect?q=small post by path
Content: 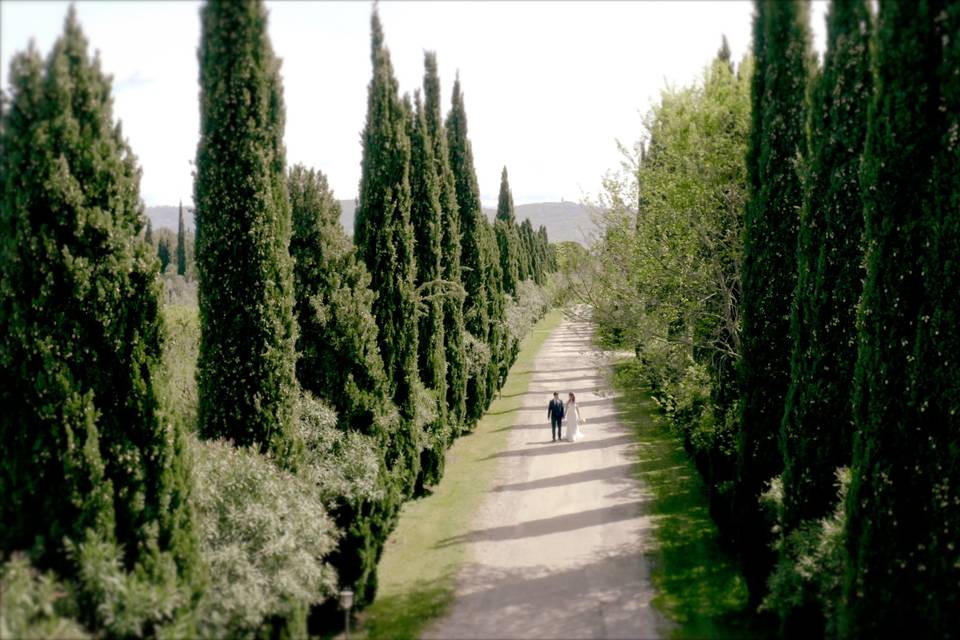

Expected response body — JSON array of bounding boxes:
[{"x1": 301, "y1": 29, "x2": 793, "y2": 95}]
[{"x1": 339, "y1": 588, "x2": 354, "y2": 639}]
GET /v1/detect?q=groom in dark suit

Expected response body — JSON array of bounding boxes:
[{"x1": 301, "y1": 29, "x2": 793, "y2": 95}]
[{"x1": 548, "y1": 392, "x2": 565, "y2": 442}]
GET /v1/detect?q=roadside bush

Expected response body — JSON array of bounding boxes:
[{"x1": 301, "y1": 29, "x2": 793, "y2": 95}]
[
  {"x1": 463, "y1": 330, "x2": 491, "y2": 380},
  {"x1": 504, "y1": 276, "x2": 561, "y2": 363},
  {"x1": 190, "y1": 437, "x2": 339, "y2": 638},
  {"x1": 68, "y1": 537, "x2": 188, "y2": 638},
  {"x1": 761, "y1": 468, "x2": 849, "y2": 636},
  {"x1": 296, "y1": 392, "x2": 382, "y2": 507},
  {"x1": 0, "y1": 555, "x2": 88, "y2": 640}
]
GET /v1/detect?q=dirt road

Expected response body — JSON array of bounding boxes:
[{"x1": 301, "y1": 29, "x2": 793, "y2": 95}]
[{"x1": 423, "y1": 316, "x2": 668, "y2": 639}]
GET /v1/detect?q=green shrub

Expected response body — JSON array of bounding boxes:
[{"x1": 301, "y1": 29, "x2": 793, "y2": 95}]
[
  {"x1": 504, "y1": 277, "x2": 560, "y2": 362},
  {"x1": 190, "y1": 437, "x2": 338, "y2": 637},
  {"x1": 295, "y1": 392, "x2": 381, "y2": 507},
  {"x1": 0, "y1": 555, "x2": 88, "y2": 640},
  {"x1": 463, "y1": 331, "x2": 491, "y2": 380},
  {"x1": 761, "y1": 468, "x2": 849, "y2": 636},
  {"x1": 160, "y1": 274, "x2": 197, "y2": 307},
  {"x1": 68, "y1": 537, "x2": 188, "y2": 638}
]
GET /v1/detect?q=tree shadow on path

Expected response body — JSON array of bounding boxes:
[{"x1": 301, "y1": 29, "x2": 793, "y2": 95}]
[{"x1": 434, "y1": 501, "x2": 650, "y2": 548}]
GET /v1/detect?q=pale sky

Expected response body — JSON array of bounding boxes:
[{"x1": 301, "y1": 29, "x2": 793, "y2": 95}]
[{"x1": 1, "y1": 1, "x2": 827, "y2": 207}]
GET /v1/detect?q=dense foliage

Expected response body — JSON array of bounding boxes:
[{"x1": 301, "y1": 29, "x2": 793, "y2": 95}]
[
  {"x1": 494, "y1": 167, "x2": 521, "y2": 296},
  {"x1": 447, "y1": 77, "x2": 494, "y2": 421},
  {"x1": 0, "y1": 6, "x2": 197, "y2": 600},
  {"x1": 354, "y1": 14, "x2": 423, "y2": 503},
  {"x1": 566, "y1": 47, "x2": 751, "y2": 544},
  {"x1": 774, "y1": 1, "x2": 871, "y2": 633},
  {"x1": 194, "y1": 0, "x2": 298, "y2": 462},
  {"x1": 176, "y1": 202, "x2": 187, "y2": 276},
  {"x1": 408, "y1": 92, "x2": 449, "y2": 488},
  {"x1": 735, "y1": 0, "x2": 812, "y2": 606},
  {"x1": 287, "y1": 163, "x2": 402, "y2": 606},
  {"x1": 0, "y1": 2, "x2": 564, "y2": 636},
  {"x1": 843, "y1": 0, "x2": 960, "y2": 636},
  {"x1": 423, "y1": 52, "x2": 469, "y2": 433},
  {"x1": 582, "y1": 0, "x2": 960, "y2": 636},
  {"x1": 289, "y1": 165, "x2": 393, "y2": 437}
]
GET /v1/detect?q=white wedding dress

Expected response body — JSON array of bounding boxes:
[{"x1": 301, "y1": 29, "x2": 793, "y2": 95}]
[{"x1": 565, "y1": 401, "x2": 583, "y2": 442}]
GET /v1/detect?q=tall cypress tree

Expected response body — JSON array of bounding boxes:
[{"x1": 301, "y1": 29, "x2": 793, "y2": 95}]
[
  {"x1": 781, "y1": 0, "x2": 870, "y2": 534},
  {"x1": 289, "y1": 164, "x2": 392, "y2": 437},
  {"x1": 917, "y1": 1, "x2": 960, "y2": 628},
  {"x1": 537, "y1": 225, "x2": 552, "y2": 273},
  {"x1": 145, "y1": 216, "x2": 154, "y2": 245},
  {"x1": 519, "y1": 218, "x2": 538, "y2": 284},
  {"x1": 408, "y1": 92, "x2": 448, "y2": 487},
  {"x1": 158, "y1": 236, "x2": 171, "y2": 272},
  {"x1": 287, "y1": 163, "x2": 400, "y2": 607},
  {"x1": 355, "y1": 10, "x2": 422, "y2": 489},
  {"x1": 735, "y1": 0, "x2": 812, "y2": 606},
  {"x1": 777, "y1": 2, "x2": 871, "y2": 632},
  {"x1": 176, "y1": 200, "x2": 187, "y2": 276},
  {"x1": 195, "y1": 0, "x2": 298, "y2": 461},
  {"x1": 0, "y1": 8, "x2": 196, "y2": 582},
  {"x1": 718, "y1": 34, "x2": 734, "y2": 73},
  {"x1": 424, "y1": 52, "x2": 468, "y2": 432},
  {"x1": 484, "y1": 218, "x2": 509, "y2": 388},
  {"x1": 447, "y1": 76, "x2": 490, "y2": 422},
  {"x1": 494, "y1": 166, "x2": 520, "y2": 296},
  {"x1": 843, "y1": 0, "x2": 959, "y2": 635}
]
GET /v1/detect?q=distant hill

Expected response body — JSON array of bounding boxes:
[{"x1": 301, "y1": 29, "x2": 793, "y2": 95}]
[
  {"x1": 337, "y1": 199, "x2": 595, "y2": 245},
  {"x1": 145, "y1": 205, "x2": 193, "y2": 231},
  {"x1": 149, "y1": 199, "x2": 595, "y2": 245}
]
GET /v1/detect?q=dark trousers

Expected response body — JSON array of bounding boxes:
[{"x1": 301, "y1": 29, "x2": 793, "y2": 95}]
[{"x1": 551, "y1": 417, "x2": 562, "y2": 440}]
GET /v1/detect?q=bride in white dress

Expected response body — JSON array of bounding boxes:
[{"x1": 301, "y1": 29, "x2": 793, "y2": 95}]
[{"x1": 564, "y1": 393, "x2": 584, "y2": 442}]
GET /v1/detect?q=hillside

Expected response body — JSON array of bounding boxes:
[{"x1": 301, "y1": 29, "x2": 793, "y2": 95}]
[
  {"x1": 148, "y1": 199, "x2": 595, "y2": 245},
  {"x1": 145, "y1": 205, "x2": 194, "y2": 231},
  {"x1": 336, "y1": 199, "x2": 595, "y2": 245}
]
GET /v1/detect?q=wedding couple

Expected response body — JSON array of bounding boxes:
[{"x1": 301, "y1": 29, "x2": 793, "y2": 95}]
[{"x1": 546, "y1": 392, "x2": 585, "y2": 443}]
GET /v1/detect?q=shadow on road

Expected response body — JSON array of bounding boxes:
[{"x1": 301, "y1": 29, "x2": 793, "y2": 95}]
[
  {"x1": 434, "y1": 501, "x2": 650, "y2": 548},
  {"x1": 480, "y1": 434, "x2": 635, "y2": 460}
]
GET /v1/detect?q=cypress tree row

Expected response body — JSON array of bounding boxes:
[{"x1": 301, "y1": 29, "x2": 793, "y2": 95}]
[
  {"x1": 0, "y1": 8, "x2": 196, "y2": 583},
  {"x1": 408, "y1": 92, "x2": 449, "y2": 487},
  {"x1": 447, "y1": 76, "x2": 491, "y2": 422},
  {"x1": 424, "y1": 52, "x2": 468, "y2": 431},
  {"x1": 194, "y1": 0, "x2": 298, "y2": 462},
  {"x1": 735, "y1": 0, "x2": 811, "y2": 606},
  {"x1": 355, "y1": 10, "x2": 422, "y2": 489},
  {"x1": 843, "y1": 0, "x2": 959, "y2": 635},
  {"x1": 177, "y1": 200, "x2": 187, "y2": 276},
  {"x1": 146, "y1": 217, "x2": 154, "y2": 244},
  {"x1": 780, "y1": 0, "x2": 871, "y2": 536},
  {"x1": 494, "y1": 166, "x2": 520, "y2": 296}
]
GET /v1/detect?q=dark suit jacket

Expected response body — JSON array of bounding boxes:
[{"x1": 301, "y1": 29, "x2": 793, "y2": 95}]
[{"x1": 548, "y1": 398, "x2": 565, "y2": 421}]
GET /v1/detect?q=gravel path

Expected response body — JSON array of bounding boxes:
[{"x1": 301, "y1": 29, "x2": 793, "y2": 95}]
[{"x1": 423, "y1": 316, "x2": 668, "y2": 639}]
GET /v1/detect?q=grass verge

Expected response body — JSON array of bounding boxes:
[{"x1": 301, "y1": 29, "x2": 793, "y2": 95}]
[
  {"x1": 357, "y1": 309, "x2": 565, "y2": 640},
  {"x1": 611, "y1": 358, "x2": 761, "y2": 640}
]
